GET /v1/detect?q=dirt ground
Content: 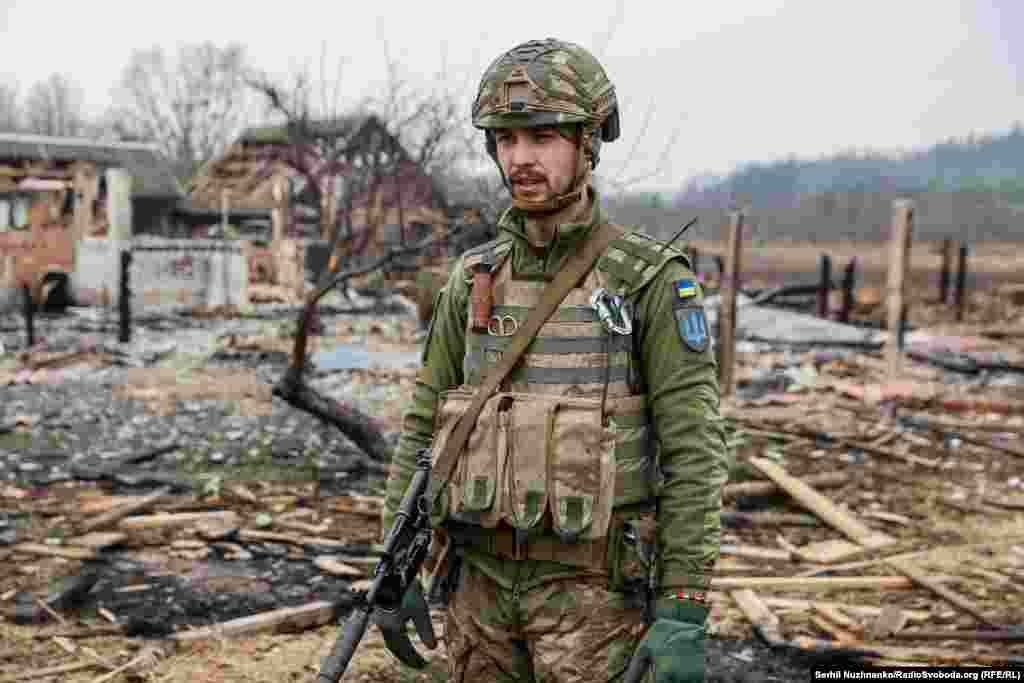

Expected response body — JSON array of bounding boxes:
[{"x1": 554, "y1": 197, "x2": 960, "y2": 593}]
[{"x1": 2, "y1": 248, "x2": 1024, "y2": 681}]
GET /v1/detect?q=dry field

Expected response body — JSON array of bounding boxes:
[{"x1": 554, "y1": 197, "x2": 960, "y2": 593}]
[{"x1": 688, "y1": 238, "x2": 1024, "y2": 290}]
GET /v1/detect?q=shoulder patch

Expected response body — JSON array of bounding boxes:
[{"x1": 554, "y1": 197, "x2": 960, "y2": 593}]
[
  {"x1": 674, "y1": 306, "x2": 710, "y2": 352},
  {"x1": 672, "y1": 277, "x2": 700, "y2": 302}
]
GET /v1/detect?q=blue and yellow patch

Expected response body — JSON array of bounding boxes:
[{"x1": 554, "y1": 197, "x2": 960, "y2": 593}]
[
  {"x1": 673, "y1": 306, "x2": 709, "y2": 352},
  {"x1": 673, "y1": 277, "x2": 699, "y2": 300}
]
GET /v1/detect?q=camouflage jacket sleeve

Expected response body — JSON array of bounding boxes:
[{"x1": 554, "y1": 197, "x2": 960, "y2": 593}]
[
  {"x1": 382, "y1": 257, "x2": 470, "y2": 531},
  {"x1": 634, "y1": 258, "x2": 728, "y2": 595}
]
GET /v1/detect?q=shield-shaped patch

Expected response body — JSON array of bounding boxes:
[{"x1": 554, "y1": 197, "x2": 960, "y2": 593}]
[{"x1": 674, "y1": 306, "x2": 709, "y2": 352}]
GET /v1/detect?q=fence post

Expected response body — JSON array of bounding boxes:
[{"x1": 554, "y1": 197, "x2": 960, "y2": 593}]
[
  {"x1": 938, "y1": 237, "x2": 953, "y2": 304},
  {"x1": 838, "y1": 257, "x2": 857, "y2": 323},
  {"x1": 955, "y1": 243, "x2": 968, "y2": 322},
  {"x1": 119, "y1": 249, "x2": 132, "y2": 343},
  {"x1": 22, "y1": 285, "x2": 34, "y2": 348},
  {"x1": 718, "y1": 210, "x2": 745, "y2": 397},
  {"x1": 886, "y1": 200, "x2": 914, "y2": 380},
  {"x1": 817, "y1": 253, "x2": 832, "y2": 319}
]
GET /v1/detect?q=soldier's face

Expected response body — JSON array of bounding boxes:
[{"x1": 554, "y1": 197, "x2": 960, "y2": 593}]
[{"x1": 495, "y1": 126, "x2": 578, "y2": 201}]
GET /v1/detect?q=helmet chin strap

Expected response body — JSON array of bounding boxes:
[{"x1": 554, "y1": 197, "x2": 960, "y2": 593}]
[{"x1": 508, "y1": 128, "x2": 595, "y2": 214}]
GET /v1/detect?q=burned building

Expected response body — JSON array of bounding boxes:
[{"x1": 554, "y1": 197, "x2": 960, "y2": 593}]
[
  {"x1": 184, "y1": 116, "x2": 490, "y2": 292},
  {"x1": 0, "y1": 133, "x2": 182, "y2": 308}
]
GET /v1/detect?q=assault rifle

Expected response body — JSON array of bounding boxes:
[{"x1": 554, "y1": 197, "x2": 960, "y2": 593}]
[{"x1": 316, "y1": 448, "x2": 435, "y2": 682}]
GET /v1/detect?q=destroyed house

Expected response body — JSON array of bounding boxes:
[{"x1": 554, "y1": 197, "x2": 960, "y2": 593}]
[
  {"x1": 0, "y1": 133, "x2": 183, "y2": 237},
  {"x1": 0, "y1": 134, "x2": 183, "y2": 309},
  {"x1": 184, "y1": 115, "x2": 462, "y2": 272}
]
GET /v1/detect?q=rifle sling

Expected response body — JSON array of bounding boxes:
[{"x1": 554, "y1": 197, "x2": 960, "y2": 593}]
[{"x1": 431, "y1": 222, "x2": 624, "y2": 503}]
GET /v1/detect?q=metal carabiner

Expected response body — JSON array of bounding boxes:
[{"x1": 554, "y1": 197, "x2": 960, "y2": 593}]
[{"x1": 487, "y1": 314, "x2": 519, "y2": 337}]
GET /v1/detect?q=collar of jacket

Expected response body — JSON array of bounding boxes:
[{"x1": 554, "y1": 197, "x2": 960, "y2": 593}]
[{"x1": 496, "y1": 187, "x2": 610, "y2": 265}]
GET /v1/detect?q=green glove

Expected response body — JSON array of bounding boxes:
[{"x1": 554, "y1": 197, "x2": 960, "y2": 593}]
[{"x1": 623, "y1": 599, "x2": 707, "y2": 683}]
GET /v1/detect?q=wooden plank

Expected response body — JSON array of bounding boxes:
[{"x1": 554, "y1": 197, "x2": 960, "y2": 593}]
[
  {"x1": 887, "y1": 558, "x2": 997, "y2": 626},
  {"x1": 711, "y1": 575, "x2": 953, "y2": 592},
  {"x1": 11, "y1": 543, "x2": 97, "y2": 561},
  {"x1": 313, "y1": 557, "x2": 365, "y2": 578},
  {"x1": 747, "y1": 456, "x2": 896, "y2": 549},
  {"x1": 5, "y1": 659, "x2": 101, "y2": 680},
  {"x1": 65, "y1": 533, "x2": 126, "y2": 551},
  {"x1": 797, "y1": 539, "x2": 868, "y2": 564},
  {"x1": 796, "y1": 548, "x2": 931, "y2": 578},
  {"x1": 720, "y1": 544, "x2": 796, "y2": 562},
  {"x1": 811, "y1": 603, "x2": 859, "y2": 630},
  {"x1": 79, "y1": 486, "x2": 173, "y2": 533},
  {"x1": 760, "y1": 597, "x2": 931, "y2": 622},
  {"x1": 118, "y1": 511, "x2": 238, "y2": 532},
  {"x1": 728, "y1": 589, "x2": 780, "y2": 633},
  {"x1": 171, "y1": 600, "x2": 339, "y2": 642},
  {"x1": 237, "y1": 528, "x2": 351, "y2": 550},
  {"x1": 722, "y1": 471, "x2": 848, "y2": 502}
]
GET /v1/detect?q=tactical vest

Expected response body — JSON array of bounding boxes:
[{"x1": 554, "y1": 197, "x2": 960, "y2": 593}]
[{"x1": 430, "y1": 225, "x2": 690, "y2": 552}]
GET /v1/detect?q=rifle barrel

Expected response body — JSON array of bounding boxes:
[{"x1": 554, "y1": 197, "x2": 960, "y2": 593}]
[{"x1": 317, "y1": 607, "x2": 371, "y2": 683}]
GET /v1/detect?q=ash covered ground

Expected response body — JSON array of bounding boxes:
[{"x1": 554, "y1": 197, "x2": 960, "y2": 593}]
[{"x1": 2, "y1": 289, "x2": 1023, "y2": 681}]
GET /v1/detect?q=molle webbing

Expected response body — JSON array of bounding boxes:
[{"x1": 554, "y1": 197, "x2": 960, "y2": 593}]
[{"x1": 598, "y1": 230, "x2": 692, "y2": 294}]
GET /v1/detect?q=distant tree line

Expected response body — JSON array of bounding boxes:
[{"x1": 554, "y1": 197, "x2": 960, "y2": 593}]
[{"x1": 646, "y1": 127, "x2": 1024, "y2": 242}]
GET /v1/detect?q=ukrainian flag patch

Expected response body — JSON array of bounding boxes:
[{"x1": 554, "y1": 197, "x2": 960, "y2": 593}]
[{"x1": 673, "y1": 277, "x2": 699, "y2": 300}]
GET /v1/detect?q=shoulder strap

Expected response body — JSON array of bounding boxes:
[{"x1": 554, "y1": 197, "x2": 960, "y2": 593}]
[{"x1": 431, "y1": 222, "x2": 624, "y2": 503}]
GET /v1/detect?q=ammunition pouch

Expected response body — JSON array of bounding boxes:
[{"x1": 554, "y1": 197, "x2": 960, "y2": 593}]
[{"x1": 429, "y1": 390, "x2": 658, "y2": 541}]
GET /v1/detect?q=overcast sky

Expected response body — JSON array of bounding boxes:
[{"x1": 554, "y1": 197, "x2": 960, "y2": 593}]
[{"x1": 1, "y1": 0, "x2": 1022, "y2": 192}]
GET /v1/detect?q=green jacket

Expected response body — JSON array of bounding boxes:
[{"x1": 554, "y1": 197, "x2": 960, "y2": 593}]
[{"x1": 384, "y1": 196, "x2": 727, "y2": 596}]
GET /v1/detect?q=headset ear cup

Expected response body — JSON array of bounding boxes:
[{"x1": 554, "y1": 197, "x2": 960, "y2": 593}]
[
  {"x1": 601, "y1": 108, "x2": 621, "y2": 142},
  {"x1": 484, "y1": 131, "x2": 512, "y2": 191},
  {"x1": 485, "y1": 131, "x2": 498, "y2": 162}
]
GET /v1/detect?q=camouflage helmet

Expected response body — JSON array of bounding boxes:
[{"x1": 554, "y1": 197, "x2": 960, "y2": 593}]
[{"x1": 472, "y1": 38, "x2": 621, "y2": 150}]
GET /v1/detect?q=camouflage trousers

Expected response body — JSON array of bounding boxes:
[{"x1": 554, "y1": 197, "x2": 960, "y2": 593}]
[{"x1": 443, "y1": 560, "x2": 653, "y2": 683}]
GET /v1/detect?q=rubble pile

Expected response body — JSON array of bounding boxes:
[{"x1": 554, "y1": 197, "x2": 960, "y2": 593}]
[{"x1": 0, "y1": 280, "x2": 1022, "y2": 680}]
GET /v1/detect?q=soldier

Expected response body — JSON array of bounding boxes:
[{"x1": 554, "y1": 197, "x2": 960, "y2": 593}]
[{"x1": 380, "y1": 38, "x2": 727, "y2": 683}]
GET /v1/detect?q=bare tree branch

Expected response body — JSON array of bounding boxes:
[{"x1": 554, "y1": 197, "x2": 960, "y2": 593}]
[
  {"x1": 108, "y1": 42, "x2": 253, "y2": 182},
  {"x1": 0, "y1": 81, "x2": 20, "y2": 132},
  {"x1": 24, "y1": 74, "x2": 87, "y2": 137}
]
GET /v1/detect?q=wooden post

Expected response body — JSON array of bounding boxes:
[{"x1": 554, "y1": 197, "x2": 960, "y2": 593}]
[
  {"x1": 718, "y1": 210, "x2": 744, "y2": 397},
  {"x1": 23, "y1": 285, "x2": 34, "y2": 347},
  {"x1": 938, "y1": 237, "x2": 953, "y2": 304},
  {"x1": 955, "y1": 242, "x2": 968, "y2": 322},
  {"x1": 72, "y1": 163, "x2": 97, "y2": 244},
  {"x1": 118, "y1": 250, "x2": 131, "y2": 343},
  {"x1": 817, "y1": 254, "x2": 832, "y2": 319},
  {"x1": 886, "y1": 200, "x2": 914, "y2": 379},
  {"x1": 838, "y1": 257, "x2": 857, "y2": 323}
]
